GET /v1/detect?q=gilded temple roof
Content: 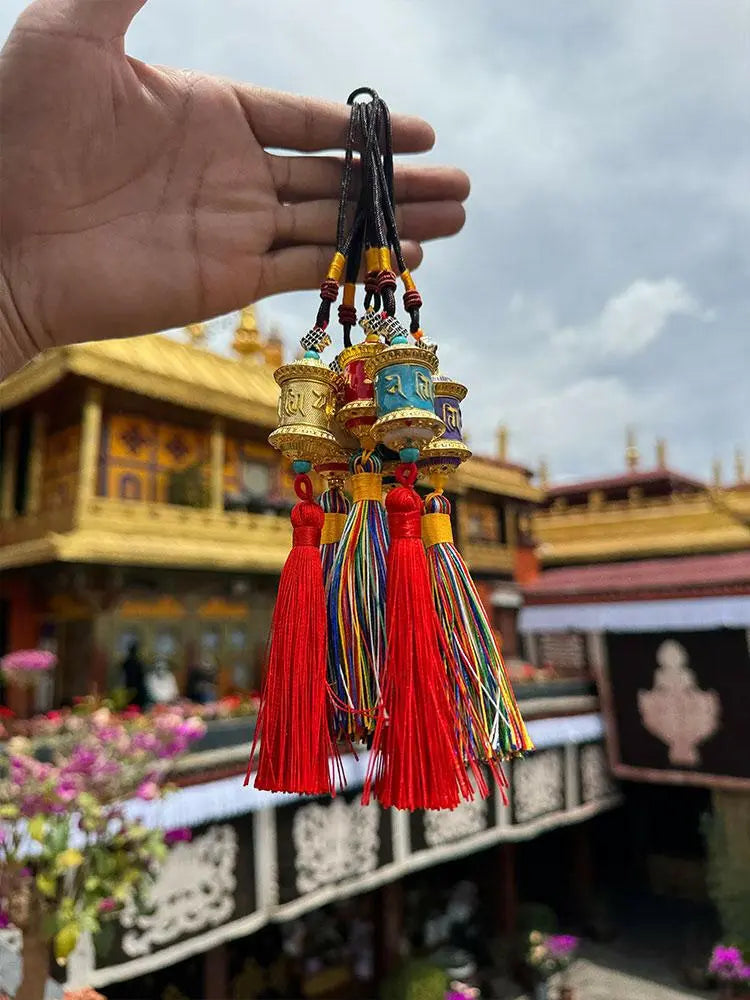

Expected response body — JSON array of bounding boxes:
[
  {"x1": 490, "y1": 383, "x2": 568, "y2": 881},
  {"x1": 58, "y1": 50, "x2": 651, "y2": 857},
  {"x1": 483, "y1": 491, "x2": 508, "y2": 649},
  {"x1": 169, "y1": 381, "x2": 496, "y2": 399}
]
[{"x1": 0, "y1": 334, "x2": 280, "y2": 428}]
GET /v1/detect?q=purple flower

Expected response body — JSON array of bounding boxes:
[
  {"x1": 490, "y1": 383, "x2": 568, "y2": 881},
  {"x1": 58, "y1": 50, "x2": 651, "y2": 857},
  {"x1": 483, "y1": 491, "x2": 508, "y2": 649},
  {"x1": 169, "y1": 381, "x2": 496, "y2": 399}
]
[
  {"x1": 164, "y1": 827, "x2": 192, "y2": 845},
  {"x1": 709, "y1": 945, "x2": 746, "y2": 982},
  {"x1": 547, "y1": 934, "x2": 579, "y2": 957},
  {"x1": 0, "y1": 911, "x2": 10, "y2": 930}
]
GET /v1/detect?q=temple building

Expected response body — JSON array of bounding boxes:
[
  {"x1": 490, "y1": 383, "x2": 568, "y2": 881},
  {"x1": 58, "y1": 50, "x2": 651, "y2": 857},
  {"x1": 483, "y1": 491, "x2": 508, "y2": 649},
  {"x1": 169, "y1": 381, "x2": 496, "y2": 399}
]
[
  {"x1": 522, "y1": 433, "x2": 750, "y2": 933},
  {"x1": 0, "y1": 312, "x2": 618, "y2": 998},
  {"x1": 0, "y1": 309, "x2": 541, "y2": 712}
]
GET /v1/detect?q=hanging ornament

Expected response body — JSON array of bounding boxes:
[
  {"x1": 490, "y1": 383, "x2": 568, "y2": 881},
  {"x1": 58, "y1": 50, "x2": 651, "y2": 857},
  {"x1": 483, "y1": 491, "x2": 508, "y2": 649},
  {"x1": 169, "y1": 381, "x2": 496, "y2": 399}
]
[
  {"x1": 248, "y1": 352, "x2": 341, "y2": 795},
  {"x1": 419, "y1": 376, "x2": 533, "y2": 791},
  {"x1": 247, "y1": 86, "x2": 530, "y2": 810}
]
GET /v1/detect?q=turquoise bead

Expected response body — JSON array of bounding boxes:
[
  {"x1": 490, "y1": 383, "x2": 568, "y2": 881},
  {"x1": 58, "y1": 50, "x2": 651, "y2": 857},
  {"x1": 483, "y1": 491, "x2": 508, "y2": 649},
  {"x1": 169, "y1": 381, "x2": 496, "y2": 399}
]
[
  {"x1": 292, "y1": 460, "x2": 312, "y2": 474},
  {"x1": 400, "y1": 446, "x2": 420, "y2": 463},
  {"x1": 303, "y1": 350, "x2": 319, "y2": 360}
]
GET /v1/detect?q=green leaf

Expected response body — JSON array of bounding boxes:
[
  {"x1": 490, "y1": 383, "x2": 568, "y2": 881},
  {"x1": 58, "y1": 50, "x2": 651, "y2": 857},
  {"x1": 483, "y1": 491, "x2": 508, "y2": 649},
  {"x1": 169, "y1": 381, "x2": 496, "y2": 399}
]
[
  {"x1": 36, "y1": 872, "x2": 57, "y2": 898},
  {"x1": 84, "y1": 875, "x2": 100, "y2": 893},
  {"x1": 28, "y1": 816, "x2": 46, "y2": 841},
  {"x1": 54, "y1": 922, "x2": 80, "y2": 964},
  {"x1": 56, "y1": 848, "x2": 84, "y2": 871}
]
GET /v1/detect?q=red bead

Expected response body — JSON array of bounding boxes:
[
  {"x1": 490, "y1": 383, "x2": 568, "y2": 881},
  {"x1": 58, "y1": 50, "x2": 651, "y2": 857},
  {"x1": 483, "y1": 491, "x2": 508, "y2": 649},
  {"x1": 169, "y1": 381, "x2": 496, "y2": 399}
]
[
  {"x1": 377, "y1": 269, "x2": 397, "y2": 293},
  {"x1": 338, "y1": 304, "x2": 357, "y2": 326},
  {"x1": 403, "y1": 289, "x2": 422, "y2": 310},
  {"x1": 319, "y1": 278, "x2": 339, "y2": 302}
]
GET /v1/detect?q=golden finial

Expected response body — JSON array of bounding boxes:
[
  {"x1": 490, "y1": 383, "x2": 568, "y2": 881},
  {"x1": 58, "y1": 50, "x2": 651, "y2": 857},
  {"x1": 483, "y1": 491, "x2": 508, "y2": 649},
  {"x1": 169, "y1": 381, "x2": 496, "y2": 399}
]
[
  {"x1": 497, "y1": 424, "x2": 509, "y2": 462},
  {"x1": 735, "y1": 448, "x2": 746, "y2": 484},
  {"x1": 625, "y1": 427, "x2": 640, "y2": 471},
  {"x1": 655, "y1": 438, "x2": 667, "y2": 469},
  {"x1": 538, "y1": 459, "x2": 549, "y2": 490},
  {"x1": 712, "y1": 458, "x2": 722, "y2": 490},
  {"x1": 185, "y1": 322, "x2": 206, "y2": 347},
  {"x1": 263, "y1": 324, "x2": 285, "y2": 368},
  {"x1": 233, "y1": 305, "x2": 262, "y2": 360}
]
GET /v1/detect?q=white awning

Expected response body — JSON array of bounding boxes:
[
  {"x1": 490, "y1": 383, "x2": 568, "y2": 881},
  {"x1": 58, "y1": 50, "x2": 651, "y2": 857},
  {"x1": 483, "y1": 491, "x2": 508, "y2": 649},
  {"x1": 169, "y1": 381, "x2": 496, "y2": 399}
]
[
  {"x1": 491, "y1": 585, "x2": 523, "y2": 608},
  {"x1": 519, "y1": 595, "x2": 750, "y2": 634}
]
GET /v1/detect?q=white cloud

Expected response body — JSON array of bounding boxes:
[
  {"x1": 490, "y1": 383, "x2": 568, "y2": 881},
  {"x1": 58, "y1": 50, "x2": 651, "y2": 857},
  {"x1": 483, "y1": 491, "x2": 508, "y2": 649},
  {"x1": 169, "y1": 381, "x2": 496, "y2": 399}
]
[{"x1": 1, "y1": 0, "x2": 746, "y2": 479}]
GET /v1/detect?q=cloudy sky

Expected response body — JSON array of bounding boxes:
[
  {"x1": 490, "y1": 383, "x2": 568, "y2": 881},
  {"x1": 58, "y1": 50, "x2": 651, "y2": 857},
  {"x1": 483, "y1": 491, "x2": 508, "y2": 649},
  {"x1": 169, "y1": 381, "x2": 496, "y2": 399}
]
[{"x1": 3, "y1": 1, "x2": 748, "y2": 482}]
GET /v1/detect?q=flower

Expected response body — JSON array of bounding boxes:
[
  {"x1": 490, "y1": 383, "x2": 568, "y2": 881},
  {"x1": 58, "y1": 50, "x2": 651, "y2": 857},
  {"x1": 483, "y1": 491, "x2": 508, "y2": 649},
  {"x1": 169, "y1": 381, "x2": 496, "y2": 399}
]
[
  {"x1": 0, "y1": 649, "x2": 57, "y2": 672},
  {"x1": 709, "y1": 945, "x2": 749, "y2": 982},
  {"x1": 98, "y1": 898, "x2": 117, "y2": 914},
  {"x1": 136, "y1": 780, "x2": 159, "y2": 801},
  {"x1": 164, "y1": 827, "x2": 192, "y2": 845}
]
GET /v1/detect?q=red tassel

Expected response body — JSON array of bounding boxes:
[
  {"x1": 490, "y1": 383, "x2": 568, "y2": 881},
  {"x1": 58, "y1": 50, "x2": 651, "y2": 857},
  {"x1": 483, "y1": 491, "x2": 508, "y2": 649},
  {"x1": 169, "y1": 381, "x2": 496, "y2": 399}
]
[
  {"x1": 363, "y1": 463, "x2": 472, "y2": 811},
  {"x1": 246, "y1": 474, "x2": 336, "y2": 796}
]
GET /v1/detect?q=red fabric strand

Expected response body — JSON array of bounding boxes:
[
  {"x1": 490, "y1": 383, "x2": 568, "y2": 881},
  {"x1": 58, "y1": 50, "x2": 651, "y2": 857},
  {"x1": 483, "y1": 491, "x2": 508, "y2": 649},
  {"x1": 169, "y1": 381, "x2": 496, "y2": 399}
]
[
  {"x1": 246, "y1": 488, "x2": 337, "y2": 796},
  {"x1": 363, "y1": 483, "x2": 470, "y2": 811},
  {"x1": 388, "y1": 511, "x2": 422, "y2": 539}
]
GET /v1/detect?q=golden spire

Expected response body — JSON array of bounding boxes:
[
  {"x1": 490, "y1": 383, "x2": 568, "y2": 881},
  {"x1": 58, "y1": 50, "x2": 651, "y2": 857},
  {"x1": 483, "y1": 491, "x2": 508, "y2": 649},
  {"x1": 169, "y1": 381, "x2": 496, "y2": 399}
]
[
  {"x1": 655, "y1": 438, "x2": 667, "y2": 469},
  {"x1": 233, "y1": 305, "x2": 263, "y2": 360},
  {"x1": 735, "y1": 448, "x2": 746, "y2": 484},
  {"x1": 712, "y1": 458, "x2": 722, "y2": 490},
  {"x1": 263, "y1": 323, "x2": 285, "y2": 368},
  {"x1": 538, "y1": 459, "x2": 549, "y2": 490},
  {"x1": 497, "y1": 424, "x2": 509, "y2": 462},
  {"x1": 185, "y1": 322, "x2": 206, "y2": 347},
  {"x1": 625, "y1": 427, "x2": 640, "y2": 471}
]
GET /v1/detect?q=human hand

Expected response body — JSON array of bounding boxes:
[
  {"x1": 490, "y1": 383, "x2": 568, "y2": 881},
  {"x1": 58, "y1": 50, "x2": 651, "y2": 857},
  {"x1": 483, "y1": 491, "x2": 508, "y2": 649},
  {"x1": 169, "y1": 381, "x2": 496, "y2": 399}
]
[{"x1": 0, "y1": 0, "x2": 470, "y2": 375}]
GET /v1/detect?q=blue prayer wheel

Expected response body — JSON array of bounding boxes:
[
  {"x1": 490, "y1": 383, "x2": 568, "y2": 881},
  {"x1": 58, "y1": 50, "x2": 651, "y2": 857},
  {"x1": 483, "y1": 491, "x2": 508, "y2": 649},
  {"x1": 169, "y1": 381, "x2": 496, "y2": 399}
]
[
  {"x1": 368, "y1": 338, "x2": 445, "y2": 459},
  {"x1": 418, "y1": 375, "x2": 472, "y2": 481}
]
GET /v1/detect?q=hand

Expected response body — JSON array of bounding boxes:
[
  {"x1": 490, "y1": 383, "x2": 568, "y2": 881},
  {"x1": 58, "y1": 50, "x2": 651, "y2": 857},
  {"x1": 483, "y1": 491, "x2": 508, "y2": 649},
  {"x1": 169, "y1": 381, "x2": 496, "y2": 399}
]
[{"x1": 0, "y1": 0, "x2": 470, "y2": 376}]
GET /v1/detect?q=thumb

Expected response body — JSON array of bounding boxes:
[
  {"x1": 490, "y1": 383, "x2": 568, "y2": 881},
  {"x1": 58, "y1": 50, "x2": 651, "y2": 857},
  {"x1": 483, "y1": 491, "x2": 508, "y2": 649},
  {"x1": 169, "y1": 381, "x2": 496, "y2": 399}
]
[{"x1": 19, "y1": 0, "x2": 149, "y2": 39}]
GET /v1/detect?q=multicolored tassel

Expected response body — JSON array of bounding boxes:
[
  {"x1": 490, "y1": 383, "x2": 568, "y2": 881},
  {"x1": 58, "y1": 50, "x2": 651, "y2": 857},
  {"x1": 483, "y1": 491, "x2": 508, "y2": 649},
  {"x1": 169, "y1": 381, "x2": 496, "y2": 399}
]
[
  {"x1": 327, "y1": 451, "x2": 388, "y2": 741},
  {"x1": 320, "y1": 483, "x2": 351, "y2": 587},
  {"x1": 363, "y1": 464, "x2": 472, "y2": 811},
  {"x1": 423, "y1": 491, "x2": 533, "y2": 783}
]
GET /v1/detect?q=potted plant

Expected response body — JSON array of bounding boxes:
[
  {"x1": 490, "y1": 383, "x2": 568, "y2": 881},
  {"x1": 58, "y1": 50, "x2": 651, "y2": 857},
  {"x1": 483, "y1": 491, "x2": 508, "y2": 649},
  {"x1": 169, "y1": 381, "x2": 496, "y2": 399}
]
[
  {"x1": 0, "y1": 705, "x2": 205, "y2": 1000},
  {"x1": 708, "y1": 945, "x2": 750, "y2": 998},
  {"x1": 525, "y1": 932, "x2": 580, "y2": 1000}
]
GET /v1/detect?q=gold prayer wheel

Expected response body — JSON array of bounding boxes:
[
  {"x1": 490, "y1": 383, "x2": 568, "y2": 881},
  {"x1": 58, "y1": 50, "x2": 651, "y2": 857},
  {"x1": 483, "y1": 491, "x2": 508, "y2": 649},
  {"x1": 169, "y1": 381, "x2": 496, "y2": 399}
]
[
  {"x1": 268, "y1": 357, "x2": 340, "y2": 464},
  {"x1": 418, "y1": 375, "x2": 472, "y2": 481}
]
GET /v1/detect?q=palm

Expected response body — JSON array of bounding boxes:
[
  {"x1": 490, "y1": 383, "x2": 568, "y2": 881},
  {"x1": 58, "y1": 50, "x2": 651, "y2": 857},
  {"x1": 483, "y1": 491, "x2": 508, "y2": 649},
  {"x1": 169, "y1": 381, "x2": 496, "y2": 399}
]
[{"x1": 0, "y1": 0, "x2": 469, "y2": 373}]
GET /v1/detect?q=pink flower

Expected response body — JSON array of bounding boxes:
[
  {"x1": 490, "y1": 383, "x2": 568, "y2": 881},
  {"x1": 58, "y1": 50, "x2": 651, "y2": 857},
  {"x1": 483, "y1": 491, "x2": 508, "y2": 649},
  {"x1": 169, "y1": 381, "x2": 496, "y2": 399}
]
[
  {"x1": 1, "y1": 649, "x2": 57, "y2": 672},
  {"x1": 98, "y1": 898, "x2": 117, "y2": 914},
  {"x1": 136, "y1": 781, "x2": 159, "y2": 801}
]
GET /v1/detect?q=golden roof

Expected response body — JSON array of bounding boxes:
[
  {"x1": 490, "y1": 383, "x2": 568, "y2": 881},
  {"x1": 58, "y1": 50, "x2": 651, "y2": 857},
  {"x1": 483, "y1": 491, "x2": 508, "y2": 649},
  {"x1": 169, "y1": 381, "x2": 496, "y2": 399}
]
[{"x1": 0, "y1": 334, "x2": 280, "y2": 428}]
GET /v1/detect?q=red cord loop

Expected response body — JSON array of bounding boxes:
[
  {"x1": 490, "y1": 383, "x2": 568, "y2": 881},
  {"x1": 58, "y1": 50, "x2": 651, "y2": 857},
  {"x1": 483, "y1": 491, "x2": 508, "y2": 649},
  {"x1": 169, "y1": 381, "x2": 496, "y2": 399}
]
[
  {"x1": 395, "y1": 462, "x2": 418, "y2": 488},
  {"x1": 294, "y1": 473, "x2": 314, "y2": 501}
]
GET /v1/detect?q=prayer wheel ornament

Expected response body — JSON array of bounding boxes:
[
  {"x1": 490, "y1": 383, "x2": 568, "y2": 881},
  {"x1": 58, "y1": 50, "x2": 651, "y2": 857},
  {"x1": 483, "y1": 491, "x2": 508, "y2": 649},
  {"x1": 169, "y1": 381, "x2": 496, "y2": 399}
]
[
  {"x1": 335, "y1": 337, "x2": 384, "y2": 448},
  {"x1": 369, "y1": 335, "x2": 445, "y2": 461},
  {"x1": 248, "y1": 86, "x2": 531, "y2": 812},
  {"x1": 269, "y1": 353, "x2": 340, "y2": 467},
  {"x1": 418, "y1": 374, "x2": 472, "y2": 481}
]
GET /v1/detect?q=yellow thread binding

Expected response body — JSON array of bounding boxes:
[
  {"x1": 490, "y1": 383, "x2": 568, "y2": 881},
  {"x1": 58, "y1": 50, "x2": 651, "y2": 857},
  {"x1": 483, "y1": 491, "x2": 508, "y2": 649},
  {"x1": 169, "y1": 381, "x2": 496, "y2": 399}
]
[
  {"x1": 378, "y1": 247, "x2": 392, "y2": 272},
  {"x1": 351, "y1": 472, "x2": 383, "y2": 503},
  {"x1": 422, "y1": 512, "x2": 453, "y2": 548},
  {"x1": 327, "y1": 252, "x2": 346, "y2": 283},
  {"x1": 321, "y1": 513, "x2": 348, "y2": 545},
  {"x1": 365, "y1": 248, "x2": 379, "y2": 272},
  {"x1": 401, "y1": 269, "x2": 416, "y2": 292},
  {"x1": 343, "y1": 282, "x2": 356, "y2": 306}
]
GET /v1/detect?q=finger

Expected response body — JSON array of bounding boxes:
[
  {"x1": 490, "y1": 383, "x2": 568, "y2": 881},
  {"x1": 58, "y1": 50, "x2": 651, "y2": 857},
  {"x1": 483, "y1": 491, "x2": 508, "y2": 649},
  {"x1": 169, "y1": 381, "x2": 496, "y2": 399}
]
[
  {"x1": 273, "y1": 200, "x2": 466, "y2": 250},
  {"x1": 234, "y1": 86, "x2": 435, "y2": 154},
  {"x1": 258, "y1": 242, "x2": 424, "y2": 300},
  {"x1": 24, "y1": 0, "x2": 148, "y2": 38},
  {"x1": 268, "y1": 154, "x2": 471, "y2": 205}
]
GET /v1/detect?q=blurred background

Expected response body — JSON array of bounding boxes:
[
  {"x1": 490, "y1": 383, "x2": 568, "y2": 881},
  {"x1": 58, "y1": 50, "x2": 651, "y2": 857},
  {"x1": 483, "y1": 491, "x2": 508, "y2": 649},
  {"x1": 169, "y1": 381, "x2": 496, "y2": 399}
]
[{"x1": 1, "y1": 2, "x2": 748, "y2": 999}]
